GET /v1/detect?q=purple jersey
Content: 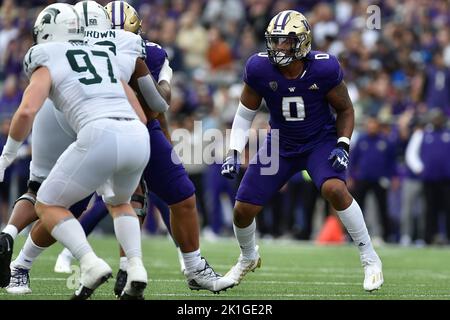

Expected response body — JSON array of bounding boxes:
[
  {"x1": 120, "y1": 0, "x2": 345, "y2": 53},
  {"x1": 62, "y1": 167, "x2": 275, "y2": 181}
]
[
  {"x1": 244, "y1": 50, "x2": 343, "y2": 156},
  {"x1": 144, "y1": 41, "x2": 168, "y2": 82},
  {"x1": 143, "y1": 41, "x2": 196, "y2": 204}
]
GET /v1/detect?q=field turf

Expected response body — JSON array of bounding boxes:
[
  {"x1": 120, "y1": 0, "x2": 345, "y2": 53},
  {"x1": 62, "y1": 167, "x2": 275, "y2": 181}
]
[{"x1": 1, "y1": 235, "x2": 450, "y2": 300}]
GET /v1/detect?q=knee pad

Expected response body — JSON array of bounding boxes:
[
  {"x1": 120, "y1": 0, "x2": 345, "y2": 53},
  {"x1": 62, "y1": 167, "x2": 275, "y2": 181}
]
[
  {"x1": 13, "y1": 192, "x2": 37, "y2": 208},
  {"x1": 131, "y1": 178, "x2": 148, "y2": 218}
]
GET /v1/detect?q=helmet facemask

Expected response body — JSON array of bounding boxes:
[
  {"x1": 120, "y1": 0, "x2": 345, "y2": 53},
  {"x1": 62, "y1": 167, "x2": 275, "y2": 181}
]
[{"x1": 265, "y1": 33, "x2": 310, "y2": 66}]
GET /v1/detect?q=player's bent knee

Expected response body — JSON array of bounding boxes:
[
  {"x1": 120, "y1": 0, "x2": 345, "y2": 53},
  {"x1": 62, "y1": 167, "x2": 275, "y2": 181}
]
[
  {"x1": 321, "y1": 179, "x2": 349, "y2": 203},
  {"x1": 34, "y1": 201, "x2": 48, "y2": 218},
  {"x1": 171, "y1": 195, "x2": 196, "y2": 215},
  {"x1": 234, "y1": 201, "x2": 261, "y2": 227}
]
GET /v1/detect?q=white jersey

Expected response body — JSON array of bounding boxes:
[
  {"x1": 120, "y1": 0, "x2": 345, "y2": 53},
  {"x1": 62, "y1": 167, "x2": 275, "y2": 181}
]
[
  {"x1": 83, "y1": 29, "x2": 146, "y2": 83},
  {"x1": 24, "y1": 41, "x2": 138, "y2": 133}
]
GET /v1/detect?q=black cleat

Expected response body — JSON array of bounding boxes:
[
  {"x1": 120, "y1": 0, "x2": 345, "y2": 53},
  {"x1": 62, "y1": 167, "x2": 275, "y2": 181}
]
[
  {"x1": 70, "y1": 273, "x2": 112, "y2": 300},
  {"x1": 114, "y1": 269, "x2": 128, "y2": 298},
  {"x1": 0, "y1": 233, "x2": 14, "y2": 288},
  {"x1": 120, "y1": 281, "x2": 147, "y2": 300}
]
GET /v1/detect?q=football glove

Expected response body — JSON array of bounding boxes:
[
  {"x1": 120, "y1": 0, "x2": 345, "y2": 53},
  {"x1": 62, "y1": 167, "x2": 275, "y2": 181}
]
[
  {"x1": 221, "y1": 150, "x2": 241, "y2": 179},
  {"x1": 328, "y1": 142, "x2": 350, "y2": 172}
]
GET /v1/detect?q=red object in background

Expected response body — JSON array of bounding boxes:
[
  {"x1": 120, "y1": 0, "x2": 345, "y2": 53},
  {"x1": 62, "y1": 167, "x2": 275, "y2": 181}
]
[{"x1": 316, "y1": 215, "x2": 345, "y2": 244}]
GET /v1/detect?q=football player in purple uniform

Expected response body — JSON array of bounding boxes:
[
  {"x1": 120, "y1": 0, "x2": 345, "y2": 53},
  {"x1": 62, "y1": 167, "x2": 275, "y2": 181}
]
[{"x1": 221, "y1": 10, "x2": 383, "y2": 292}]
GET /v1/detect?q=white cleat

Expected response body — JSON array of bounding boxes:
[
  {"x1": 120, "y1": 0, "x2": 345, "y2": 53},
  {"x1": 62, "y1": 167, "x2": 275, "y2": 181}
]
[
  {"x1": 225, "y1": 245, "x2": 261, "y2": 286},
  {"x1": 6, "y1": 265, "x2": 32, "y2": 294},
  {"x1": 362, "y1": 254, "x2": 384, "y2": 292},
  {"x1": 185, "y1": 258, "x2": 235, "y2": 294},
  {"x1": 120, "y1": 258, "x2": 147, "y2": 300},
  {"x1": 54, "y1": 252, "x2": 74, "y2": 274},
  {"x1": 71, "y1": 257, "x2": 112, "y2": 300}
]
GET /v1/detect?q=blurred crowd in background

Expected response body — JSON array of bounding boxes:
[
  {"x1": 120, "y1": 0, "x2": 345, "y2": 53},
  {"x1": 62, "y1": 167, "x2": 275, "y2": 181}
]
[{"x1": 1, "y1": 0, "x2": 450, "y2": 246}]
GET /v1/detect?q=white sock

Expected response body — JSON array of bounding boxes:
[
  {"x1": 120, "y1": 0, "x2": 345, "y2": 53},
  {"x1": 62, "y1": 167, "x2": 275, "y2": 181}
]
[
  {"x1": 233, "y1": 219, "x2": 257, "y2": 259},
  {"x1": 182, "y1": 249, "x2": 202, "y2": 273},
  {"x1": 119, "y1": 256, "x2": 128, "y2": 271},
  {"x1": 50, "y1": 218, "x2": 93, "y2": 260},
  {"x1": 13, "y1": 234, "x2": 46, "y2": 270},
  {"x1": 113, "y1": 215, "x2": 142, "y2": 259},
  {"x1": 60, "y1": 247, "x2": 74, "y2": 260},
  {"x1": 2, "y1": 224, "x2": 18, "y2": 239},
  {"x1": 79, "y1": 251, "x2": 99, "y2": 267},
  {"x1": 336, "y1": 199, "x2": 376, "y2": 257}
]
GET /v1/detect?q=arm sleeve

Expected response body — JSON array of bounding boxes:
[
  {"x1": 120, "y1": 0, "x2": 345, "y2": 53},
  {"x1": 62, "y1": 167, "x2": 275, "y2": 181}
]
[
  {"x1": 229, "y1": 101, "x2": 258, "y2": 153},
  {"x1": 23, "y1": 45, "x2": 50, "y2": 79}
]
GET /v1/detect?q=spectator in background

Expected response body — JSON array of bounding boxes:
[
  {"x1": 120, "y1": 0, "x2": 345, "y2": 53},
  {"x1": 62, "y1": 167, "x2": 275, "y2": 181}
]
[
  {"x1": 176, "y1": 11, "x2": 208, "y2": 73},
  {"x1": 158, "y1": 18, "x2": 185, "y2": 72},
  {"x1": 349, "y1": 115, "x2": 398, "y2": 243},
  {"x1": 0, "y1": 75, "x2": 22, "y2": 119},
  {"x1": 423, "y1": 52, "x2": 450, "y2": 116},
  {"x1": 411, "y1": 109, "x2": 450, "y2": 244},
  {"x1": 0, "y1": 14, "x2": 18, "y2": 77},
  {"x1": 207, "y1": 25, "x2": 234, "y2": 72},
  {"x1": 173, "y1": 114, "x2": 209, "y2": 230},
  {"x1": 401, "y1": 114, "x2": 427, "y2": 246}
]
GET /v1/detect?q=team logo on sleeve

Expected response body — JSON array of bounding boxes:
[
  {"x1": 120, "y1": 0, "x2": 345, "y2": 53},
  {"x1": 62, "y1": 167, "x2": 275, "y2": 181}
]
[{"x1": 269, "y1": 81, "x2": 278, "y2": 91}]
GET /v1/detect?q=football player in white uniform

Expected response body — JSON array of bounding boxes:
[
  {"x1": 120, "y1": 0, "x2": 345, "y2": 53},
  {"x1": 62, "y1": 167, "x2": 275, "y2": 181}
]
[
  {"x1": 0, "y1": 3, "x2": 167, "y2": 299},
  {"x1": 51, "y1": 0, "x2": 236, "y2": 296},
  {"x1": 0, "y1": 1, "x2": 169, "y2": 297}
]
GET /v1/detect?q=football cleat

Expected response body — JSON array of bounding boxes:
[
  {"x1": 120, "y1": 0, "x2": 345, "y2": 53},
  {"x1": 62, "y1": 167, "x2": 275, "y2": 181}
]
[
  {"x1": 114, "y1": 269, "x2": 128, "y2": 298},
  {"x1": 6, "y1": 265, "x2": 32, "y2": 294},
  {"x1": 0, "y1": 232, "x2": 13, "y2": 287},
  {"x1": 361, "y1": 253, "x2": 384, "y2": 292},
  {"x1": 120, "y1": 258, "x2": 147, "y2": 300},
  {"x1": 54, "y1": 251, "x2": 74, "y2": 274},
  {"x1": 225, "y1": 246, "x2": 261, "y2": 285},
  {"x1": 71, "y1": 257, "x2": 112, "y2": 300},
  {"x1": 185, "y1": 258, "x2": 235, "y2": 294}
]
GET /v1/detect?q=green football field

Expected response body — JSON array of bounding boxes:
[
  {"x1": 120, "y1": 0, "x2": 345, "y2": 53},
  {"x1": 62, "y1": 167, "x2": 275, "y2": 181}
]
[{"x1": 1, "y1": 235, "x2": 450, "y2": 300}]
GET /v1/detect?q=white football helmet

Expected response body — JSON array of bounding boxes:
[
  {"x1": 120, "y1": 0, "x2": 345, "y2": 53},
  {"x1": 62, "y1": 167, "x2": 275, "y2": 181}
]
[
  {"x1": 74, "y1": 1, "x2": 111, "y2": 31},
  {"x1": 33, "y1": 3, "x2": 85, "y2": 44}
]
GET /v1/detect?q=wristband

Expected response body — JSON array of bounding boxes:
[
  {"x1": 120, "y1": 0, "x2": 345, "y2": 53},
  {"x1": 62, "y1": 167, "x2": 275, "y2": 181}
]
[
  {"x1": 3, "y1": 136, "x2": 22, "y2": 155},
  {"x1": 337, "y1": 136, "x2": 350, "y2": 145},
  {"x1": 337, "y1": 137, "x2": 350, "y2": 153}
]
